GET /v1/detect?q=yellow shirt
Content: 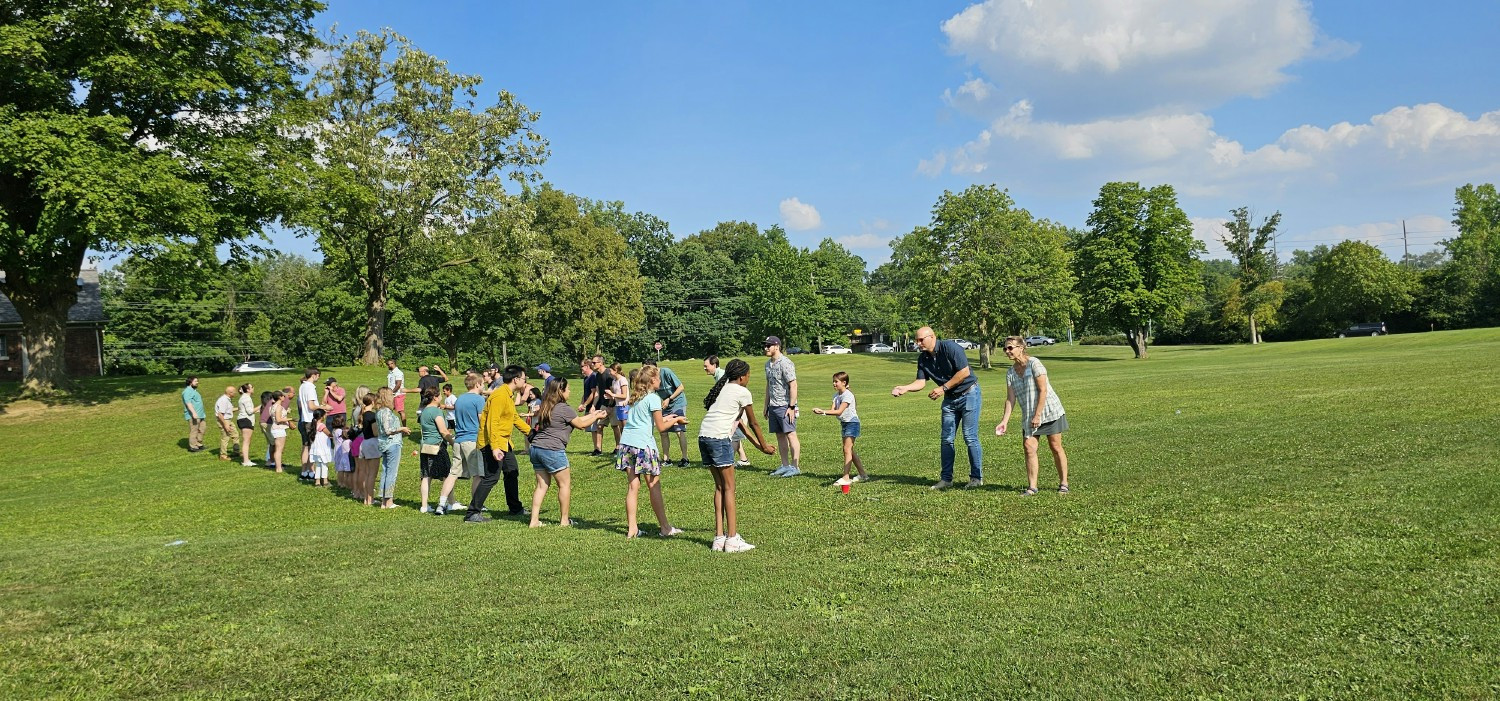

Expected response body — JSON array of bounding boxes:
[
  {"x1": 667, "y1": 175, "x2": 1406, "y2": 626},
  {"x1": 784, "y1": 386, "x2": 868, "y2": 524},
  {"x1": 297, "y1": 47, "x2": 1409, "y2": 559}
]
[{"x1": 477, "y1": 386, "x2": 530, "y2": 450}]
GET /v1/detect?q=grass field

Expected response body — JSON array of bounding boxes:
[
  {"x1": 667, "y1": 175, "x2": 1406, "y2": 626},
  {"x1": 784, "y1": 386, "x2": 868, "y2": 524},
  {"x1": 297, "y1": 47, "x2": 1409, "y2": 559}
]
[{"x1": 2, "y1": 331, "x2": 1498, "y2": 699}]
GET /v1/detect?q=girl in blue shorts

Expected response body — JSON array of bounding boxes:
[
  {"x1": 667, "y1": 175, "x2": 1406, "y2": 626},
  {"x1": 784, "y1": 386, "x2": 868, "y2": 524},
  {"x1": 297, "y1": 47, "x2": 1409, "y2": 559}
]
[{"x1": 812, "y1": 371, "x2": 867, "y2": 487}]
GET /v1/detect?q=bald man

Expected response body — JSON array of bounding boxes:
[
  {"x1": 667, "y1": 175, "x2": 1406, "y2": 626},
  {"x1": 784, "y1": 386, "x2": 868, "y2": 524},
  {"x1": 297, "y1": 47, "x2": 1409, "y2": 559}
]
[
  {"x1": 214, "y1": 385, "x2": 239, "y2": 461},
  {"x1": 891, "y1": 326, "x2": 983, "y2": 490}
]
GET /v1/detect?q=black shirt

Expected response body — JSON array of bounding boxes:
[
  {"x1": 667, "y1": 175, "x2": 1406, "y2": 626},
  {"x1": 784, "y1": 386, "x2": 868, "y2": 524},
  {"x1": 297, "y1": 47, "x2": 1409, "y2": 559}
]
[
  {"x1": 360, "y1": 410, "x2": 378, "y2": 440},
  {"x1": 916, "y1": 339, "x2": 977, "y2": 396},
  {"x1": 416, "y1": 374, "x2": 442, "y2": 397},
  {"x1": 586, "y1": 370, "x2": 615, "y2": 408}
]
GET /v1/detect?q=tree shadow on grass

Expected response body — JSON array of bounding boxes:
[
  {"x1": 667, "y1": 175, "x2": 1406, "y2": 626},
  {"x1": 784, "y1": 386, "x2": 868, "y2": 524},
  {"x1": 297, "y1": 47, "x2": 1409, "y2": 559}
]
[{"x1": 0, "y1": 375, "x2": 202, "y2": 415}]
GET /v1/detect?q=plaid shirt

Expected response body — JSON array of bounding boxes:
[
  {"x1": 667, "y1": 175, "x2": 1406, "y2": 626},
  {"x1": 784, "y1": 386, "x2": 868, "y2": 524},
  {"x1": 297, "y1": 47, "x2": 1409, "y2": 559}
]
[{"x1": 1007, "y1": 357, "x2": 1065, "y2": 427}]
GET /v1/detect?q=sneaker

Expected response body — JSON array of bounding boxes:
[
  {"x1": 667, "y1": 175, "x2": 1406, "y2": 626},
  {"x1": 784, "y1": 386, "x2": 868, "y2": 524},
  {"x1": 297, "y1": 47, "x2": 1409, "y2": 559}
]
[
  {"x1": 589, "y1": 449, "x2": 603, "y2": 457},
  {"x1": 677, "y1": 459, "x2": 690, "y2": 468},
  {"x1": 660, "y1": 527, "x2": 684, "y2": 538},
  {"x1": 724, "y1": 535, "x2": 756, "y2": 553},
  {"x1": 1021, "y1": 487, "x2": 1039, "y2": 496},
  {"x1": 509, "y1": 507, "x2": 530, "y2": 516},
  {"x1": 735, "y1": 459, "x2": 751, "y2": 467},
  {"x1": 712, "y1": 535, "x2": 727, "y2": 552},
  {"x1": 240, "y1": 461, "x2": 255, "y2": 467},
  {"x1": 834, "y1": 476, "x2": 853, "y2": 487},
  {"x1": 769, "y1": 466, "x2": 791, "y2": 477},
  {"x1": 965, "y1": 478, "x2": 984, "y2": 490},
  {"x1": 434, "y1": 505, "x2": 445, "y2": 516},
  {"x1": 778, "y1": 467, "x2": 801, "y2": 478},
  {"x1": 447, "y1": 501, "x2": 466, "y2": 511},
  {"x1": 930, "y1": 479, "x2": 952, "y2": 490},
  {"x1": 419, "y1": 504, "x2": 430, "y2": 514},
  {"x1": 852, "y1": 474, "x2": 869, "y2": 483},
  {"x1": 464, "y1": 514, "x2": 491, "y2": 523}
]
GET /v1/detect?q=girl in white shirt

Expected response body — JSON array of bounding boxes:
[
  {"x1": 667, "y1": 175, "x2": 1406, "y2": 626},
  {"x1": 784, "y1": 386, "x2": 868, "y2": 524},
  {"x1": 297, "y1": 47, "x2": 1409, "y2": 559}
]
[
  {"x1": 813, "y1": 371, "x2": 867, "y2": 487},
  {"x1": 698, "y1": 359, "x2": 775, "y2": 553}
]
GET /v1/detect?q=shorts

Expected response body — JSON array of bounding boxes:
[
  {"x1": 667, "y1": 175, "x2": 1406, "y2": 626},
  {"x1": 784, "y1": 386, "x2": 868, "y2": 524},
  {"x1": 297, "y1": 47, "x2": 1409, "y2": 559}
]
[
  {"x1": 236, "y1": 418, "x2": 253, "y2": 430},
  {"x1": 420, "y1": 448, "x2": 451, "y2": 479},
  {"x1": 663, "y1": 408, "x2": 687, "y2": 433},
  {"x1": 841, "y1": 420, "x2": 861, "y2": 439},
  {"x1": 615, "y1": 444, "x2": 662, "y2": 476},
  {"x1": 299, "y1": 421, "x2": 316, "y2": 444},
  {"x1": 455, "y1": 441, "x2": 484, "y2": 478},
  {"x1": 614, "y1": 405, "x2": 628, "y2": 422},
  {"x1": 393, "y1": 394, "x2": 406, "y2": 413},
  {"x1": 1027, "y1": 415, "x2": 1069, "y2": 437},
  {"x1": 767, "y1": 406, "x2": 797, "y2": 434},
  {"x1": 270, "y1": 426, "x2": 287, "y2": 440},
  {"x1": 698, "y1": 436, "x2": 734, "y2": 467},
  {"x1": 358, "y1": 437, "x2": 383, "y2": 459},
  {"x1": 529, "y1": 447, "x2": 570, "y2": 474}
]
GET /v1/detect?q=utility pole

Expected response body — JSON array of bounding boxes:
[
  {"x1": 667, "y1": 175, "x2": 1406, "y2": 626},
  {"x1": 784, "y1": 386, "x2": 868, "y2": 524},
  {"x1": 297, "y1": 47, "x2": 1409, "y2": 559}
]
[{"x1": 1402, "y1": 220, "x2": 1410, "y2": 266}]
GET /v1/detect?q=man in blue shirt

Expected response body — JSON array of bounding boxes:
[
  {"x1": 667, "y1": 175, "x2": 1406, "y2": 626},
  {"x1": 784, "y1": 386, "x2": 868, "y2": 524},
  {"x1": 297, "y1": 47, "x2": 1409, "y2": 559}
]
[
  {"x1": 892, "y1": 326, "x2": 983, "y2": 490},
  {"x1": 646, "y1": 359, "x2": 690, "y2": 467},
  {"x1": 182, "y1": 376, "x2": 206, "y2": 453},
  {"x1": 436, "y1": 373, "x2": 487, "y2": 515}
]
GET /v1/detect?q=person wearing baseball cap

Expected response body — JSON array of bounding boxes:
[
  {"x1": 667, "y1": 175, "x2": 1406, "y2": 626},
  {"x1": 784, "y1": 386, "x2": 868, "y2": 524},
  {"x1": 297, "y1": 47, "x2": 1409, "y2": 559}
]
[
  {"x1": 762, "y1": 336, "x2": 802, "y2": 477},
  {"x1": 535, "y1": 363, "x2": 555, "y2": 388}
]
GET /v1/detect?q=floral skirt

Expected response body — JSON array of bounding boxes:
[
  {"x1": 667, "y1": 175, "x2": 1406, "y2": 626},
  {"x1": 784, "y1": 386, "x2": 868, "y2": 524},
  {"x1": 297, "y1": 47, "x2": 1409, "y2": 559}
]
[{"x1": 615, "y1": 444, "x2": 662, "y2": 476}]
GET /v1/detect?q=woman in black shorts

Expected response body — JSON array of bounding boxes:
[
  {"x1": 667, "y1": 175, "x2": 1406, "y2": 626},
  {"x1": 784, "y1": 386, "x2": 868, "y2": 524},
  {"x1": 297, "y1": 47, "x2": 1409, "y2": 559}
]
[{"x1": 236, "y1": 382, "x2": 257, "y2": 467}]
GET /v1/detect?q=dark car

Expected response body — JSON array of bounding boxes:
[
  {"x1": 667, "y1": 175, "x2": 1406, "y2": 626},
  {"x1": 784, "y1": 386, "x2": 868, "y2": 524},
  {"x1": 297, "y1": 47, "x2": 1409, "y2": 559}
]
[
  {"x1": 1336, "y1": 322, "x2": 1387, "y2": 338},
  {"x1": 786, "y1": 347, "x2": 807, "y2": 355}
]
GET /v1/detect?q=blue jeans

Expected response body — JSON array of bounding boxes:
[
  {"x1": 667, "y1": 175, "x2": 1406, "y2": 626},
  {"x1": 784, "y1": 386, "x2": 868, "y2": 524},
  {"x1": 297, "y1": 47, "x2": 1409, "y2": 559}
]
[
  {"x1": 378, "y1": 440, "x2": 402, "y2": 499},
  {"x1": 940, "y1": 387, "x2": 983, "y2": 482}
]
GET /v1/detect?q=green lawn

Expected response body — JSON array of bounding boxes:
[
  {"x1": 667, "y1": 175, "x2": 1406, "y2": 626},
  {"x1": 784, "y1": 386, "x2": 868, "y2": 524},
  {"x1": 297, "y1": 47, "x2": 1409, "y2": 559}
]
[{"x1": 2, "y1": 332, "x2": 1498, "y2": 699}]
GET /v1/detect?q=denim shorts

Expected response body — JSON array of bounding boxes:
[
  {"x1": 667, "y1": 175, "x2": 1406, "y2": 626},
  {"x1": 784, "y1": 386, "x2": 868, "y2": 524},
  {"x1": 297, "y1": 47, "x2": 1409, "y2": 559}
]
[
  {"x1": 529, "y1": 447, "x2": 570, "y2": 474},
  {"x1": 841, "y1": 420, "x2": 861, "y2": 439},
  {"x1": 698, "y1": 436, "x2": 734, "y2": 467}
]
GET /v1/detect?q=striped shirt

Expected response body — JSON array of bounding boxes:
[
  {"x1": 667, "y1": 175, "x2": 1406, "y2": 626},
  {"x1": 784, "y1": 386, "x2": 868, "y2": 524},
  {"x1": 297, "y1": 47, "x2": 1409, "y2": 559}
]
[{"x1": 1007, "y1": 357, "x2": 1065, "y2": 428}]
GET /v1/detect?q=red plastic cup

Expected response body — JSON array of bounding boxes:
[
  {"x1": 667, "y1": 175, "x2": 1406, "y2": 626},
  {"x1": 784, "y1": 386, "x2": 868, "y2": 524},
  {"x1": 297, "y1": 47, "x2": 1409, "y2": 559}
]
[{"x1": 841, "y1": 483, "x2": 850, "y2": 494}]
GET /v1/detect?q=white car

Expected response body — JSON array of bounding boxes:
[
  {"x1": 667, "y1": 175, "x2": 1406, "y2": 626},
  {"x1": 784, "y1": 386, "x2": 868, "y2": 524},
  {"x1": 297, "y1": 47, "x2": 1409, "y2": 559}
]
[
  {"x1": 866, "y1": 343, "x2": 895, "y2": 353},
  {"x1": 821, "y1": 344, "x2": 853, "y2": 354},
  {"x1": 951, "y1": 339, "x2": 978, "y2": 350},
  {"x1": 1025, "y1": 335, "x2": 1057, "y2": 346},
  {"x1": 232, "y1": 360, "x2": 289, "y2": 373}
]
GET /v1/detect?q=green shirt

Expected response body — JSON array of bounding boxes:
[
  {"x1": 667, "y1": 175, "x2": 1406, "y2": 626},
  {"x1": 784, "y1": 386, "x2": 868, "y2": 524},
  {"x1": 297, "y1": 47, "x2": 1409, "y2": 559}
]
[
  {"x1": 418, "y1": 405, "x2": 445, "y2": 446},
  {"x1": 182, "y1": 386, "x2": 204, "y2": 421}
]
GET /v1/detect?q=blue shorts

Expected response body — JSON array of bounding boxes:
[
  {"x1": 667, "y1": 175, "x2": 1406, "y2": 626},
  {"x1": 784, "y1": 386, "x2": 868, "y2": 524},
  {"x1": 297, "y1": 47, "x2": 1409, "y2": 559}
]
[
  {"x1": 841, "y1": 420, "x2": 861, "y2": 439},
  {"x1": 528, "y1": 447, "x2": 570, "y2": 474},
  {"x1": 767, "y1": 406, "x2": 797, "y2": 434},
  {"x1": 664, "y1": 408, "x2": 687, "y2": 433},
  {"x1": 698, "y1": 436, "x2": 734, "y2": 467},
  {"x1": 614, "y1": 405, "x2": 628, "y2": 422}
]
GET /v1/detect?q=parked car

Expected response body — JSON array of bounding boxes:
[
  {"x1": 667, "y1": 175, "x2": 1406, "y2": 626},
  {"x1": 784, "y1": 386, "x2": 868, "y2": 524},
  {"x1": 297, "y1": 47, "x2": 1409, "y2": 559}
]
[
  {"x1": 786, "y1": 347, "x2": 808, "y2": 355},
  {"x1": 866, "y1": 343, "x2": 895, "y2": 353},
  {"x1": 951, "y1": 338, "x2": 978, "y2": 350},
  {"x1": 821, "y1": 344, "x2": 853, "y2": 355},
  {"x1": 1336, "y1": 322, "x2": 1387, "y2": 338},
  {"x1": 1025, "y1": 335, "x2": 1057, "y2": 346},
  {"x1": 232, "y1": 360, "x2": 289, "y2": 373}
]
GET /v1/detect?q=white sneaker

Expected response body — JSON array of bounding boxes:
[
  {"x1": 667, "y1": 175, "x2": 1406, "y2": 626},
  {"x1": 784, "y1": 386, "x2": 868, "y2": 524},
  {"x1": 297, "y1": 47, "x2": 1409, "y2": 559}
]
[
  {"x1": 447, "y1": 501, "x2": 466, "y2": 511},
  {"x1": 660, "y1": 527, "x2": 685, "y2": 538},
  {"x1": 735, "y1": 459, "x2": 751, "y2": 467},
  {"x1": 419, "y1": 504, "x2": 430, "y2": 513},
  {"x1": 834, "y1": 476, "x2": 852, "y2": 487},
  {"x1": 852, "y1": 474, "x2": 869, "y2": 483},
  {"x1": 712, "y1": 535, "x2": 727, "y2": 552},
  {"x1": 724, "y1": 535, "x2": 756, "y2": 553}
]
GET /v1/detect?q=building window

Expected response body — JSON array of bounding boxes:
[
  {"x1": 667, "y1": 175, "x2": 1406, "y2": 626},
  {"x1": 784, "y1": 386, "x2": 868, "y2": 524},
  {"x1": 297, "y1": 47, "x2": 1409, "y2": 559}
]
[{"x1": 0, "y1": 333, "x2": 9, "y2": 360}]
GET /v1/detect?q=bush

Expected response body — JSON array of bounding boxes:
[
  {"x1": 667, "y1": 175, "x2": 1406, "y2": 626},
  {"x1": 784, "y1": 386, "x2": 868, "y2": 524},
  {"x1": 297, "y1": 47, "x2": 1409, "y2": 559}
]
[{"x1": 1078, "y1": 334, "x2": 1131, "y2": 346}]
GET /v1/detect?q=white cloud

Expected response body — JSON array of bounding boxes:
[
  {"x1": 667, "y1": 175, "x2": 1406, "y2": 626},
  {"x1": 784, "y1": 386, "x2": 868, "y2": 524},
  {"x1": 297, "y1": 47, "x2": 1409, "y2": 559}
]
[
  {"x1": 779, "y1": 197, "x2": 823, "y2": 230},
  {"x1": 1191, "y1": 216, "x2": 1231, "y2": 260},
  {"x1": 835, "y1": 233, "x2": 888, "y2": 249},
  {"x1": 941, "y1": 0, "x2": 1354, "y2": 119}
]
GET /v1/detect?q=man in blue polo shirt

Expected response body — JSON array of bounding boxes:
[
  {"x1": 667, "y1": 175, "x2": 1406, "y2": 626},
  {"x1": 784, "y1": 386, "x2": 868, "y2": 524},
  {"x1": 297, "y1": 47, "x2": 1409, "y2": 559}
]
[{"x1": 892, "y1": 326, "x2": 983, "y2": 490}]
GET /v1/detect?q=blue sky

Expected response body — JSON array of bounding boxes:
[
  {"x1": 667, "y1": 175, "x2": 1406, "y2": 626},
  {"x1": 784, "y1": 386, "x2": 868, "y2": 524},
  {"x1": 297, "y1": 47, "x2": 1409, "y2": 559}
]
[{"x1": 262, "y1": 0, "x2": 1500, "y2": 266}]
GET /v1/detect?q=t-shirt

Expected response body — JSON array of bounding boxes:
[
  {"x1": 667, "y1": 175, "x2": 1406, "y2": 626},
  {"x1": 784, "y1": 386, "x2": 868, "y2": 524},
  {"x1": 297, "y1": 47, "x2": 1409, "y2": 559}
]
[
  {"x1": 387, "y1": 367, "x2": 405, "y2": 391},
  {"x1": 589, "y1": 369, "x2": 616, "y2": 408},
  {"x1": 324, "y1": 387, "x2": 346, "y2": 416},
  {"x1": 360, "y1": 410, "x2": 378, "y2": 440},
  {"x1": 214, "y1": 394, "x2": 235, "y2": 420},
  {"x1": 417, "y1": 373, "x2": 441, "y2": 397},
  {"x1": 765, "y1": 355, "x2": 797, "y2": 407},
  {"x1": 418, "y1": 405, "x2": 445, "y2": 446},
  {"x1": 713, "y1": 367, "x2": 725, "y2": 381},
  {"x1": 452, "y1": 392, "x2": 485, "y2": 443},
  {"x1": 833, "y1": 389, "x2": 858, "y2": 423},
  {"x1": 700, "y1": 383, "x2": 752, "y2": 440},
  {"x1": 620, "y1": 393, "x2": 663, "y2": 450},
  {"x1": 443, "y1": 394, "x2": 457, "y2": 423},
  {"x1": 237, "y1": 393, "x2": 256, "y2": 422},
  {"x1": 530, "y1": 403, "x2": 580, "y2": 452},
  {"x1": 916, "y1": 339, "x2": 976, "y2": 397},
  {"x1": 611, "y1": 374, "x2": 628, "y2": 406},
  {"x1": 297, "y1": 381, "x2": 318, "y2": 423},
  {"x1": 656, "y1": 367, "x2": 686, "y2": 412},
  {"x1": 182, "y1": 386, "x2": 204, "y2": 420}
]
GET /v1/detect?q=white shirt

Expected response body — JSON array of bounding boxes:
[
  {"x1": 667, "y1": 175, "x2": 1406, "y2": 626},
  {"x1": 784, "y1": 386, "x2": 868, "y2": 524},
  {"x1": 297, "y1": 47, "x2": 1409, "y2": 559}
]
[
  {"x1": 700, "y1": 383, "x2": 753, "y2": 440},
  {"x1": 387, "y1": 367, "x2": 405, "y2": 391},
  {"x1": 298, "y1": 381, "x2": 318, "y2": 423},
  {"x1": 237, "y1": 392, "x2": 256, "y2": 421},
  {"x1": 833, "y1": 390, "x2": 858, "y2": 423},
  {"x1": 215, "y1": 394, "x2": 235, "y2": 420}
]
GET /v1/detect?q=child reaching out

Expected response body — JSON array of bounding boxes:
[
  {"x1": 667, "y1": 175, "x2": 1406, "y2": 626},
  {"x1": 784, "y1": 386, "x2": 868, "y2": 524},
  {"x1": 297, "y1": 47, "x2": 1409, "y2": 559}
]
[
  {"x1": 812, "y1": 371, "x2": 866, "y2": 486},
  {"x1": 308, "y1": 408, "x2": 333, "y2": 487},
  {"x1": 698, "y1": 359, "x2": 775, "y2": 553},
  {"x1": 616, "y1": 365, "x2": 687, "y2": 539}
]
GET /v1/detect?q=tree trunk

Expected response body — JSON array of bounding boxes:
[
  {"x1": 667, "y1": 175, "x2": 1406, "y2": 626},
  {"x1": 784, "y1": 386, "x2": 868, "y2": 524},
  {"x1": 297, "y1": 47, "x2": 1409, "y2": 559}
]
[
  {"x1": 1248, "y1": 314, "x2": 1259, "y2": 345},
  {"x1": 1130, "y1": 325, "x2": 1149, "y2": 359},
  {"x1": 978, "y1": 341, "x2": 992, "y2": 370},
  {"x1": 445, "y1": 332, "x2": 459, "y2": 369},
  {"x1": 360, "y1": 275, "x2": 386, "y2": 365},
  {"x1": 9, "y1": 281, "x2": 79, "y2": 394}
]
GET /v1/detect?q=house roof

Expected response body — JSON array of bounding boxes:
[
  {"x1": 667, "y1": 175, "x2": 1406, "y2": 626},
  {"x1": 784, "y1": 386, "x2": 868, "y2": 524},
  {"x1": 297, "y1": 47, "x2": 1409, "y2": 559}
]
[{"x1": 0, "y1": 268, "x2": 107, "y2": 327}]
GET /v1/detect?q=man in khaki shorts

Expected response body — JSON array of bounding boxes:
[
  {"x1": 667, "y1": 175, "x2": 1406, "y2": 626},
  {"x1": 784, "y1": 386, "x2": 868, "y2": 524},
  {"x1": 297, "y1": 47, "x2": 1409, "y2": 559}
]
[{"x1": 437, "y1": 373, "x2": 486, "y2": 515}]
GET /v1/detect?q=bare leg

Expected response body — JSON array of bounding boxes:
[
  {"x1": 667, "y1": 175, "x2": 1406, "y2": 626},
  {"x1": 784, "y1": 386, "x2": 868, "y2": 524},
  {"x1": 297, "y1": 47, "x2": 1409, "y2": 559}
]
[
  {"x1": 787, "y1": 430, "x2": 801, "y2": 468},
  {"x1": 530, "y1": 470, "x2": 550, "y2": 526},
  {"x1": 676, "y1": 432, "x2": 688, "y2": 461},
  {"x1": 556, "y1": 469, "x2": 572, "y2": 525},
  {"x1": 852, "y1": 443, "x2": 866, "y2": 478},
  {"x1": 438, "y1": 472, "x2": 459, "y2": 506},
  {"x1": 240, "y1": 428, "x2": 254, "y2": 464},
  {"x1": 711, "y1": 468, "x2": 726, "y2": 537},
  {"x1": 625, "y1": 469, "x2": 641, "y2": 537},
  {"x1": 611, "y1": 422, "x2": 622, "y2": 452},
  {"x1": 720, "y1": 466, "x2": 738, "y2": 536},
  {"x1": 273, "y1": 437, "x2": 285, "y2": 472},
  {"x1": 842, "y1": 436, "x2": 855, "y2": 480},
  {"x1": 419, "y1": 476, "x2": 431, "y2": 510},
  {"x1": 1047, "y1": 434, "x2": 1069, "y2": 486},
  {"x1": 1023, "y1": 437, "x2": 1040, "y2": 490},
  {"x1": 658, "y1": 430, "x2": 672, "y2": 461},
  {"x1": 645, "y1": 473, "x2": 670, "y2": 533},
  {"x1": 775, "y1": 432, "x2": 791, "y2": 468}
]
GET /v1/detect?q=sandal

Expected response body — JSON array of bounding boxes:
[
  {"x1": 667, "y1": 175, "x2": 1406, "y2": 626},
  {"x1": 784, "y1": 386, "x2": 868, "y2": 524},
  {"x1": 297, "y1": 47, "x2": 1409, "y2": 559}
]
[
  {"x1": 1021, "y1": 487, "x2": 1039, "y2": 497},
  {"x1": 1058, "y1": 484, "x2": 1069, "y2": 494}
]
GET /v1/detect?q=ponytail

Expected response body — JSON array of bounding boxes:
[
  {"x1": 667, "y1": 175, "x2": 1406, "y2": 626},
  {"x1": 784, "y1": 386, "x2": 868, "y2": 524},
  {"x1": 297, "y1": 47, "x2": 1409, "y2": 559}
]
[{"x1": 703, "y1": 358, "x2": 750, "y2": 410}]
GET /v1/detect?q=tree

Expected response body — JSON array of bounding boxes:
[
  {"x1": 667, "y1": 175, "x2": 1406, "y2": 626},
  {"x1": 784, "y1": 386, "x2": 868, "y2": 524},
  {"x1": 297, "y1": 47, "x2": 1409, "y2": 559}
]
[
  {"x1": 0, "y1": 0, "x2": 322, "y2": 392},
  {"x1": 1218, "y1": 207, "x2": 1282, "y2": 343},
  {"x1": 527, "y1": 187, "x2": 645, "y2": 358},
  {"x1": 808, "y1": 239, "x2": 874, "y2": 349},
  {"x1": 1310, "y1": 241, "x2": 1416, "y2": 327},
  {"x1": 1442, "y1": 183, "x2": 1500, "y2": 326},
  {"x1": 1074, "y1": 182, "x2": 1204, "y2": 359},
  {"x1": 744, "y1": 243, "x2": 825, "y2": 351},
  {"x1": 296, "y1": 29, "x2": 547, "y2": 365}
]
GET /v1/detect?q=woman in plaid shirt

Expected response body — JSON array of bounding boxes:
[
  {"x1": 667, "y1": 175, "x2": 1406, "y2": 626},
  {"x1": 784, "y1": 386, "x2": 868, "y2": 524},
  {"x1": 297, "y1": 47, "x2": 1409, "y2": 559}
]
[{"x1": 995, "y1": 335, "x2": 1070, "y2": 496}]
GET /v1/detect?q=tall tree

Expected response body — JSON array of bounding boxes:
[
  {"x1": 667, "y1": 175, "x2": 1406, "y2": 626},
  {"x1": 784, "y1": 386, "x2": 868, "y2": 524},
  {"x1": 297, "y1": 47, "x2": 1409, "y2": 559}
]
[
  {"x1": 527, "y1": 186, "x2": 645, "y2": 358},
  {"x1": 296, "y1": 29, "x2": 547, "y2": 365},
  {"x1": 0, "y1": 0, "x2": 322, "y2": 392},
  {"x1": 808, "y1": 239, "x2": 874, "y2": 350},
  {"x1": 890, "y1": 185, "x2": 1078, "y2": 367},
  {"x1": 1443, "y1": 183, "x2": 1500, "y2": 326},
  {"x1": 1310, "y1": 240, "x2": 1416, "y2": 327},
  {"x1": 744, "y1": 243, "x2": 825, "y2": 350},
  {"x1": 1217, "y1": 207, "x2": 1283, "y2": 343},
  {"x1": 1075, "y1": 182, "x2": 1204, "y2": 359}
]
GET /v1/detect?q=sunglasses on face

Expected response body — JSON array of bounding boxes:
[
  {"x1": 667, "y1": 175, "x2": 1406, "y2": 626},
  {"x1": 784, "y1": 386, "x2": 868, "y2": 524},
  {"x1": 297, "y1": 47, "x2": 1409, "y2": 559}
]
[{"x1": 1003, "y1": 345, "x2": 1019, "y2": 351}]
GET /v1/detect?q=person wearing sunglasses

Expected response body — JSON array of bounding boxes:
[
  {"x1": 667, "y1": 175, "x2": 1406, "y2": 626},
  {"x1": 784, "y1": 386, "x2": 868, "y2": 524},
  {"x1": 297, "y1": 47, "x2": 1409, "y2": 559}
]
[
  {"x1": 891, "y1": 326, "x2": 984, "y2": 490},
  {"x1": 994, "y1": 336, "x2": 1069, "y2": 496}
]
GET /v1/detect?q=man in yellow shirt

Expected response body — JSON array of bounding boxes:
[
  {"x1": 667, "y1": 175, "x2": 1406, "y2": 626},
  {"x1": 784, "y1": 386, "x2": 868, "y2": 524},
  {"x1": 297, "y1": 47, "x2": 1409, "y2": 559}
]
[{"x1": 467, "y1": 365, "x2": 532, "y2": 522}]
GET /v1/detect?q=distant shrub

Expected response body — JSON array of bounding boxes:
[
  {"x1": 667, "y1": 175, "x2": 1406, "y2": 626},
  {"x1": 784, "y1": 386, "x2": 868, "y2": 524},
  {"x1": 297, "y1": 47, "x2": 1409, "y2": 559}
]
[{"x1": 1078, "y1": 334, "x2": 1130, "y2": 346}]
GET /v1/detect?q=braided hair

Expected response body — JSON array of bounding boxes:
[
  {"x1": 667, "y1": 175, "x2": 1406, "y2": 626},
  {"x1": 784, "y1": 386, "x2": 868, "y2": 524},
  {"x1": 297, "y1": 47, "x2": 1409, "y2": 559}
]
[{"x1": 703, "y1": 358, "x2": 750, "y2": 410}]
